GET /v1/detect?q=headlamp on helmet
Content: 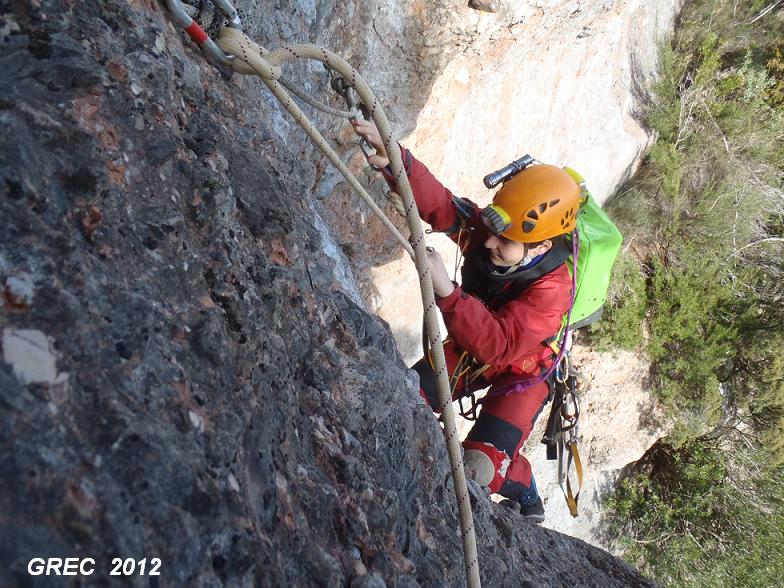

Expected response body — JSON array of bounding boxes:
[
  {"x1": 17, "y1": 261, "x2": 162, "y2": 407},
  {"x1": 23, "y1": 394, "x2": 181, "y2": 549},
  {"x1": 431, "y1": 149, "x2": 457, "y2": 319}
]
[{"x1": 481, "y1": 204, "x2": 512, "y2": 235}]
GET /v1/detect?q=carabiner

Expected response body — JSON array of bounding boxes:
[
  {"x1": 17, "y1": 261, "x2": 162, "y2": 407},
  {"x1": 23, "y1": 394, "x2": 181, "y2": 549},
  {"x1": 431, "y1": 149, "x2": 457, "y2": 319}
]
[
  {"x1": 330, "y1": 73, "x2": 379, "y2": 167},
  {"x1": 458, "y1": 393, "x2": 481, "y2": 421},
  {"x1": 211, "y1": 0, "x2": 241, "y2": 29},
  {"x1": 555, "y1": 353, "x2": 571, "y2": 384},
  {"x1": 559, "y1": 385, "x2": 580, "y2": 430},
  {"x1": 164, "y1": 0, "x2": 240, "y2": 68}
]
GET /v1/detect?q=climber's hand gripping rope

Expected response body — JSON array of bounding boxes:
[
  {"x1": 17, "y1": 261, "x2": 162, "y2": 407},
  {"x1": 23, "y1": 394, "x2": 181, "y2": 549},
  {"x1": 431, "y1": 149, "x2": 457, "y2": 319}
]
[{"x1": 350, "y1": 118, "x2": 390, "y2": 170}]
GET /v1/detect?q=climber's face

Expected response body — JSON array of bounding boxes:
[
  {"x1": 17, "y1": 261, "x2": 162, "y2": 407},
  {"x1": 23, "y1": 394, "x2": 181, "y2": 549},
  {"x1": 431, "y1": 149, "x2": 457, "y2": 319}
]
[
  {"x1": 484, "y1": 233, "x2": 528, "y2": 266},
  {"x1": 484, "y1": 234, "x2": 551, "y2": 267}
]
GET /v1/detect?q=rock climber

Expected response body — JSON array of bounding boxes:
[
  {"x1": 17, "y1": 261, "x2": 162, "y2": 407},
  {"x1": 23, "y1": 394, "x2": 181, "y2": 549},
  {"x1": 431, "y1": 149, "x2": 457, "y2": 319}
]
[{"x1": 352, "y1": 119, "x2": 581, "y2": 523}]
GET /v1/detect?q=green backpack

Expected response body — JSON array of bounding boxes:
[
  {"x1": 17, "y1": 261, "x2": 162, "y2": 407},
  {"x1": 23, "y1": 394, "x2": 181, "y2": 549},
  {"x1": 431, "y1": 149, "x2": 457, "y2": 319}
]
[{"x1": 562, "y1": 168, "x2": 623, "y2": 331}]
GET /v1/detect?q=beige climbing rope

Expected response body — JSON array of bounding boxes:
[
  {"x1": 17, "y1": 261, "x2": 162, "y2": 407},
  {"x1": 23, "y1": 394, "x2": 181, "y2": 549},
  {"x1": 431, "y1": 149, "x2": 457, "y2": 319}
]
[{"x1": 163, "y1": 3, "x2": 481, "y2": 587}]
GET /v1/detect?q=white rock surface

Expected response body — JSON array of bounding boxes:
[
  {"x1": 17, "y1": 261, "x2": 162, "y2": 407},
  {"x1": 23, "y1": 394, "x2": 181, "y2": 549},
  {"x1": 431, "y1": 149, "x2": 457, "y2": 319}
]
[
  {"x1": 405, "y1": 0, "x2": 681, "y2": 206},
  {"x1": 2, "y1": 328, "x2": 69, "y2": 385}
]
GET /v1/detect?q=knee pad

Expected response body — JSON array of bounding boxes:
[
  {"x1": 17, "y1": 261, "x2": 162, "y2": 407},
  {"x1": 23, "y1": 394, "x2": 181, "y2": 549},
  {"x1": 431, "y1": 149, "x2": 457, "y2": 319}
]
[{"x1": 463, "y1": 449, "x2": 495, "y2": 487}]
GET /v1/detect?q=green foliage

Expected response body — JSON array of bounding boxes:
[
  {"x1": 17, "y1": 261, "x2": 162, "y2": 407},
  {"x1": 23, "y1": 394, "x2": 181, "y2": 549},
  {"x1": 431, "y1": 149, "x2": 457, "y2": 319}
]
[
  {"x1": 716, "y1": 72, "x2": 743, "y2": 98},
  {"x1": 596, "y1": 0, "x2": 784, "y2": 428},
  {"x1": 734, "y1": 327, "x2": 784, "y2": 466},
  {"x1": 649, "y1": 142, "x2": 684, "y2": 206},
  {"x1": 600, "y1": 0, "x2": 784, "y2": 583},
  {"x1": 607, "y1": 441, "x2": 725, "y2": 536},
  {"x1": 766, "y1": 42, "x2": 784, "y2": 106},
  {"x1": 605, "y1": 441, "x2": 784, "y2": 587},
  {"x1": 589, "y1": 251, "x2": 647, "y2": 351},
  {"x1": 695, "y1": 32, "x2": 721, "y2": 87},
  {"x1": 646, "y1": 257, "x2": 733, "y2": 417},
  {"x1": 646, "y1": 44, "x2": 688, "y2": 143}
]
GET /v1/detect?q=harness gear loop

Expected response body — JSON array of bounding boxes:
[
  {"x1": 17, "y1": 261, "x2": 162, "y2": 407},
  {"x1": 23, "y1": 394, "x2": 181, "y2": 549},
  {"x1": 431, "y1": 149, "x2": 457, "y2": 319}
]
[
  {"x1": 542, "y1": 363, "x2": 585, "y2": 517},
  {"x1": 164, "y1": 14, "x2": 481, "y2": 587},
  {"x1": 423, "y1": 336, "x2": 489, "y2": 422},
  {"x1": 458, "y1": 393, "x2": 481, "y2": 421}
]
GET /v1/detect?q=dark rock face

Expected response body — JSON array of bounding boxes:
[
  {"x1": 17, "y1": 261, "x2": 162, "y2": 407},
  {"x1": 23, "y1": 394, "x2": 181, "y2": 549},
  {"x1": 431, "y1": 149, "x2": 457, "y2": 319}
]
[{"x1": 0, "y1": 2, "x2": 656, "y2": 587}]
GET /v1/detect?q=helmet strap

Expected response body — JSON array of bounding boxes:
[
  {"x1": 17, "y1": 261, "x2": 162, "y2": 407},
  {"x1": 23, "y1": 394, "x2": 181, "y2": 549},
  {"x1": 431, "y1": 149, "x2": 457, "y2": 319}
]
[
  {"x1": 490, "y1": 244, "x2": 532, "y2": 275},
  {"x1": 519, "y1": 243, "x2": 530, "y2": 265}
]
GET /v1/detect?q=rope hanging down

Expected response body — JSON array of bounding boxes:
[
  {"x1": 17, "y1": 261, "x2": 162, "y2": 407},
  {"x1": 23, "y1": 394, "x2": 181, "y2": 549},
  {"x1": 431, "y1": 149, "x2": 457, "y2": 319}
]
[{"x1": 163, "y1": 2, "x2": 482, "y2": 587}]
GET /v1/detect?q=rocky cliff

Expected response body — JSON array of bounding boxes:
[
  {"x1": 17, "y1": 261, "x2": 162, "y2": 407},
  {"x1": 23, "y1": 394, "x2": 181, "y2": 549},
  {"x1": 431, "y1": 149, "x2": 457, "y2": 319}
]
[{"x1": 1, "y1": 1, "x2": 658, "y2": 586}]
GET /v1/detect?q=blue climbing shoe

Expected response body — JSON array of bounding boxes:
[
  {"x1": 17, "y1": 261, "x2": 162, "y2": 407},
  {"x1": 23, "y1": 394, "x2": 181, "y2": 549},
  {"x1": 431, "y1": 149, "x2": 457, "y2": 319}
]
[
  {"x1": 519, "y1": 496, "x2": 545, "y2": 523},
  {"x1": 499, "y1": 475, "x2": 545, "y2": 523}
]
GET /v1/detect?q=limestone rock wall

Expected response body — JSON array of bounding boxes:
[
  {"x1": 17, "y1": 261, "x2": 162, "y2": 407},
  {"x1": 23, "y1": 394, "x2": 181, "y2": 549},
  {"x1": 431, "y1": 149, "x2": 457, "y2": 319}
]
[{"x1": 365, "y1": 0, "x2": 682, "y2": 362}]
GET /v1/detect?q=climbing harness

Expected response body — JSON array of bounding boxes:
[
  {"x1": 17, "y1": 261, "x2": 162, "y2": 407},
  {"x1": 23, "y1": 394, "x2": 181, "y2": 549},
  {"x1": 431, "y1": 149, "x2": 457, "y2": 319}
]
[{"x1": 162, "y1": 2, "x2": 481, "y2": 586}]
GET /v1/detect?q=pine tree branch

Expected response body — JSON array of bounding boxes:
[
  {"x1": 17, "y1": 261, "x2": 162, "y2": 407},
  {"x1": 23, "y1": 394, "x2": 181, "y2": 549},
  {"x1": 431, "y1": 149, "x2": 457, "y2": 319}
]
[
  {"x1": 730, "y1": 238, "x2": 784, "y2": 258},
  {"x1": 748, "y1": 1, "x2": 782, "y2": 25}
]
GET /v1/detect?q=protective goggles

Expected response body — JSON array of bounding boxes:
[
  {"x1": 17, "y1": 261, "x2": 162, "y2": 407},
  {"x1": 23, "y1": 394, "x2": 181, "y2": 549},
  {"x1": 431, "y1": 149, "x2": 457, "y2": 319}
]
[{"x1": 481, "y1": 204, "x2": 512, "y2": 235}]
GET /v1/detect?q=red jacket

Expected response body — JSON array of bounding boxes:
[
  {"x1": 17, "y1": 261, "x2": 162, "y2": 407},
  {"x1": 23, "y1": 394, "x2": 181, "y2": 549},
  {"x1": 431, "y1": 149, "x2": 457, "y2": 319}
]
[{"x1": 384, "y1": 148, "x2": 572, "y2": 389}]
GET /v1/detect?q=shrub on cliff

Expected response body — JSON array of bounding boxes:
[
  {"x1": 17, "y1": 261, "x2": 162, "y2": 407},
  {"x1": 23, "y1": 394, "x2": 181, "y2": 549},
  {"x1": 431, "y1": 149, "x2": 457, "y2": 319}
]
[
  {"x1": 594, "y1": 0, "x2": 784, "y2": 437},
  {"x1": 601, "y1": 0, "x2": 784, "y2": 582},
  {"x1": 606, "y1": 439, "x2": 784, "y2": 587}
]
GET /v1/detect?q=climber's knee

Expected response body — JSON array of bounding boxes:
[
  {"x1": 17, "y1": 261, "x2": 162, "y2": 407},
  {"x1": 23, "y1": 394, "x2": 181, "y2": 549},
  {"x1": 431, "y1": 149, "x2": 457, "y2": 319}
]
[
  {"x1": 463, "y1": 448, "x2": 495, "y2": 488},
  {"x1": 462, "y1": 439, "x2": 515, "y2": 493}
]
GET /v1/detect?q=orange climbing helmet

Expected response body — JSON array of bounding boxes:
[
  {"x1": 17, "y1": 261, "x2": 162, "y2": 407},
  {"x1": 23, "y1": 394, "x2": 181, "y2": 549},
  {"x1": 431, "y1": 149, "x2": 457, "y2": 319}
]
[{"x1": 481, "y1": 162, "x2": 584, "y2": 243}]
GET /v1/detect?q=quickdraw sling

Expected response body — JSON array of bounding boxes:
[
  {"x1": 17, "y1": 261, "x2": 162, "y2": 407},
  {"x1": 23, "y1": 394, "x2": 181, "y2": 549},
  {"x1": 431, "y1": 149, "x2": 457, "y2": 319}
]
[{"x1": 541, "y1": 357, "x2": 586, "y2": 517}]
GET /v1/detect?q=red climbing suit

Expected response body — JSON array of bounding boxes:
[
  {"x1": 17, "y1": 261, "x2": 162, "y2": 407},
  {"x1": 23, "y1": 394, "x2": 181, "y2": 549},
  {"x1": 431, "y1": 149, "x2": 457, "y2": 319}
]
[{"x1": 383, "y1": 148, "x2": 572, "y2": 498}]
